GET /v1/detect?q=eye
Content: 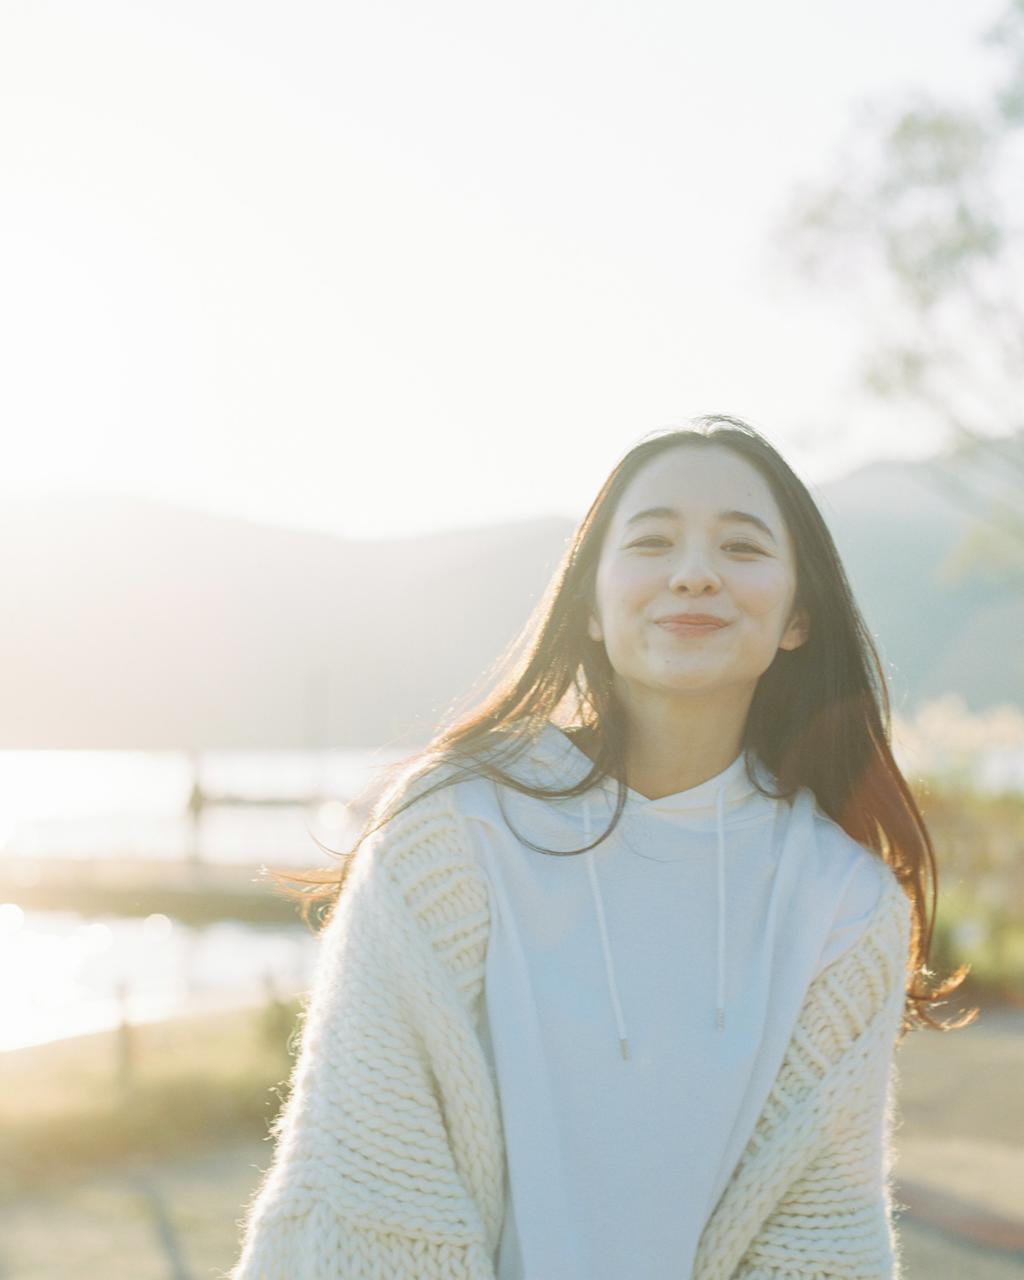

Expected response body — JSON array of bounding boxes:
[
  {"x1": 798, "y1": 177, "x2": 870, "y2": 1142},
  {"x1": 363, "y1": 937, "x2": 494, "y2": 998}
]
[{"x1": 626, "y1": 537, "x2": 764, "y2": 553}]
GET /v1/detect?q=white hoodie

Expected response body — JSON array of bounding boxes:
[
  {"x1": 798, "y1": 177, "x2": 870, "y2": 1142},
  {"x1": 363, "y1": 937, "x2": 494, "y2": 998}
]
[{"x1": 450, "y1": 721, "x2": 886, "y2": 1280}]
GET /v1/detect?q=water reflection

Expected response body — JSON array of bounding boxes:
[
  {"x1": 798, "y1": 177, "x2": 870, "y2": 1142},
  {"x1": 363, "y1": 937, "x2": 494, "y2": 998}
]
[{"x1": 0, "y1": 907, "x2": 318, "y2": 1051}]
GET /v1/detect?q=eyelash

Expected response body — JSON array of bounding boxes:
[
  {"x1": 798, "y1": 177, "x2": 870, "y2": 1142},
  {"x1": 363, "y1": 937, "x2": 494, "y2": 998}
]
[{"x1": 627, "y1": 537, "x2": 764, "y2": 554}]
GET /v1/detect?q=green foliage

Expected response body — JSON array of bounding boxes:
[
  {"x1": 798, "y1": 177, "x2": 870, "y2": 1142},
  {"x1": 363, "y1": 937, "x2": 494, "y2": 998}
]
[{"x1": 916, "y1": 779, "x2": 1024, "y2": 1004}]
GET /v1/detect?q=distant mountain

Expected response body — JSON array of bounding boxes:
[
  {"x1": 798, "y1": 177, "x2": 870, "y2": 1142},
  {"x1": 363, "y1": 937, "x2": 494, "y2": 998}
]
[{"x1": 2, "y1": 453, "x2": 1021, "y2": 748}]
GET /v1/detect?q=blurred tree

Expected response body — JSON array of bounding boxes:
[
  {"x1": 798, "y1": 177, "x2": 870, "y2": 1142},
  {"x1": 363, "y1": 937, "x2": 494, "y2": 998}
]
[{"x1": 772, "y1": 0, "x2": 1024, "y2": 587}]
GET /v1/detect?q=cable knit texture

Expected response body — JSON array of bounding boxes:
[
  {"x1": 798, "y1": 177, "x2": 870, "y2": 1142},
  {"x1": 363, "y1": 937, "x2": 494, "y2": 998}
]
[{"x1": 226, "y1": 770, "x2": 913, "y2": 1280}]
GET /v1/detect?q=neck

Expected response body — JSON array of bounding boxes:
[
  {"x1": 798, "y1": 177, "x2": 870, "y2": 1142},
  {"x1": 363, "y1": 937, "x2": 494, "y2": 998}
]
[
  {"x1": 577, "y1": 687, "x2": 751, "y2": 802},
  {"x1": 623, "y1": 734, "x2": 744, "y2": 801}
]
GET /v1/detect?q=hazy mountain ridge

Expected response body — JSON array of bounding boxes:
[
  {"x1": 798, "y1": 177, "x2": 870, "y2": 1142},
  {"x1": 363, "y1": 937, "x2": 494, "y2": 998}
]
[{"x1": 3, "y1": 460, "x2": 1020, "y2": 748}]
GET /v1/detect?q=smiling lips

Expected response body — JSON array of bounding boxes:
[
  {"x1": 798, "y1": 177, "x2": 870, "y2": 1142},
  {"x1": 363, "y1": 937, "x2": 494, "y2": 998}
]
[{"x1": 655, "y1": 613, "x2": 730, "y2": 628}]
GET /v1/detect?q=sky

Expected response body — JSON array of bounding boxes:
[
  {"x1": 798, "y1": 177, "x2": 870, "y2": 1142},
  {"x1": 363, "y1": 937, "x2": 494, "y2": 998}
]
[{"x1": 0, "y1": 0, "x2": 1007, "y2": 542}]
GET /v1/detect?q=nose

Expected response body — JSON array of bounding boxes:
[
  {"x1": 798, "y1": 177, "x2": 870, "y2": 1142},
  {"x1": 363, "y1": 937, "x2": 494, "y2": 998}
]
[{"x1": 667, "y1": 548, "x2": 721, "y2": 594}]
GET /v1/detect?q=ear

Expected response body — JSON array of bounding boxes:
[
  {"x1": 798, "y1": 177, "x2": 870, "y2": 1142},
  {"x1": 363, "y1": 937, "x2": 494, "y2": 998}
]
[
  {"x1": 587, "y1": 613, "x2": 603, "y2": 643},
  {"x1": 779, "y1": 605, "x2": 810, "y2": 652}
]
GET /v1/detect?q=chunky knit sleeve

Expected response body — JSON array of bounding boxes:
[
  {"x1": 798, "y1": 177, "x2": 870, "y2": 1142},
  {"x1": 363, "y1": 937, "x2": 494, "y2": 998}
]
[
  {"x1": 693, "y1": 863, "x2": 914, "y2": 1280},
  {"x1": 224, "y1": 778, "x2": 504, "y2": 1280}
]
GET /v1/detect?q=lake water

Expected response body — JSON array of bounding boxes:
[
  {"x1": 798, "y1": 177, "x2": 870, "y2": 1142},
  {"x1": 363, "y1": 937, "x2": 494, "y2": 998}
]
[
  {"x1": 0, "y1": 746, "x2": 415, "y2": 865},
  {"x1": 0, "y1": 905, "x2": 319, "y2": 1052},
  {"x1": 0, "y1": 747, "x2": 415, "y2": 1051}
]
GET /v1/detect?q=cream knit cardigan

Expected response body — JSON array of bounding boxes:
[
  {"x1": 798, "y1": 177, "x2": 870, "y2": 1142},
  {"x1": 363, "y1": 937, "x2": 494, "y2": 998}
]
[{"x1": 227, "y1": 772, "x2": 914, "y2": 1280}]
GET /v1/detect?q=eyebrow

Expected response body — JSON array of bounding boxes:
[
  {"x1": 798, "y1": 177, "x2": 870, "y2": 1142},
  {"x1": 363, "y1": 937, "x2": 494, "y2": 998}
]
[{"x1": 623, "y1": 506, "x2": 778, "y2": 544}]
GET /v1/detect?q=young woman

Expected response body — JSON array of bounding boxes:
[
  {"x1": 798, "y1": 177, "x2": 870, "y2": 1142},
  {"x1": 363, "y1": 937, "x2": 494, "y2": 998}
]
[{"x1": 228, "y1": 415, "x2": 972, "y2": 1280}]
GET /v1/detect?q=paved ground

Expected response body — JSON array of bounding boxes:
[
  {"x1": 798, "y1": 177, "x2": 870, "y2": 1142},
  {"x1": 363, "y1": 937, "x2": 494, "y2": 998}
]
[{"x1": 1, "y1": 1006, "x2": 1021, "y2": 1278}]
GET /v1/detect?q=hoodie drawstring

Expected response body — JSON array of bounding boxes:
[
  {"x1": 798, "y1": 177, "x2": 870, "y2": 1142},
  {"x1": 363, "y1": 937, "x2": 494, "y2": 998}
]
[
  {"x1": 583, "y1": 784, "x2": 728, "y2": 1063},
  {"x1": 583, "y1": 796, "x2": 632, "y2": 1060}
]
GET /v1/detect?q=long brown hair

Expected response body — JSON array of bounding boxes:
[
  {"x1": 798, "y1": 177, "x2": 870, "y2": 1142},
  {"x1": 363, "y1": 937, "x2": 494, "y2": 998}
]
[{"x1": 280, "y1": 413, "x2": 974, "y2": 1036}]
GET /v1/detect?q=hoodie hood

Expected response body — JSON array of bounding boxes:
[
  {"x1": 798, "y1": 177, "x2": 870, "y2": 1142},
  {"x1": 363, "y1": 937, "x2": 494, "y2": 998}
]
[{"x1": 513, "y1": 722, "x2": 781, "y2": 1057}]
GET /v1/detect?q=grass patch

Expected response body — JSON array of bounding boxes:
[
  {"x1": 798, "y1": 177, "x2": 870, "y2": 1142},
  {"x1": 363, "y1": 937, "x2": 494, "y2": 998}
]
[{"x1": 0, "y1": 999, "x2": 302, "y2": 1193}]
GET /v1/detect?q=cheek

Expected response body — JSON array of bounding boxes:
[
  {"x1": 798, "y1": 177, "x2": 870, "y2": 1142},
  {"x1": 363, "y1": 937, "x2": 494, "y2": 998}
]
[
  {"x1": 599, "y1": 560, "x2": 652, "y2": 612},
  {"x1": 733, "y1": 565, "x2": 795, "y2": 616}
]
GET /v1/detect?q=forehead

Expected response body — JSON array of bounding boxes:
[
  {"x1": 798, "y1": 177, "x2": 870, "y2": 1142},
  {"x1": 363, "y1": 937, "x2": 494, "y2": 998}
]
[{"x1": 613, "y1": 445, "x2": 783, "y2": 529}]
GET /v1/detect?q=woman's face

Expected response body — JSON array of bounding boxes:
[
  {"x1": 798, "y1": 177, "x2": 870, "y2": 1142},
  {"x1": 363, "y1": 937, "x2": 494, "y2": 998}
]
[{"x1": 588, "y1": 445, "x2": 809, "y2": 706}]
